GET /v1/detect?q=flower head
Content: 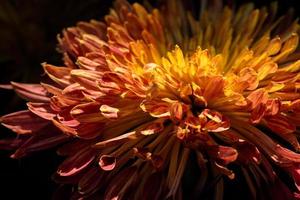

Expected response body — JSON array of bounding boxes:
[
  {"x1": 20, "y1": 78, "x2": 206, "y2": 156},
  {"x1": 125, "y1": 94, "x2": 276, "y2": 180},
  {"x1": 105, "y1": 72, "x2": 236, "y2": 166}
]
[{"x1": 2, "y1": 0, "x2": 300, "y2": 199}]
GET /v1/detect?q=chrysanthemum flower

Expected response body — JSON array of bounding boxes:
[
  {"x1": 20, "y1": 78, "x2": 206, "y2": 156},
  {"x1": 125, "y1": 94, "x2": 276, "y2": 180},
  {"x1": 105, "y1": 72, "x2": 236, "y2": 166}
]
[{"x1": 2, "y1": 0, "x2": 300, "y2": 199}]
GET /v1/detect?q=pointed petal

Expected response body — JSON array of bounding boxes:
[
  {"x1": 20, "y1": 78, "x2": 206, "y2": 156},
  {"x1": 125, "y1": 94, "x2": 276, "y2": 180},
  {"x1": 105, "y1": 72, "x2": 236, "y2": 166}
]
[
  {"x1": 27, "y1": 102, "x2": 56, "y2": 120},
  {"x1": 11, "y1": 82, "x2": 50, "y2": 102},
  {"x1": 57, "y1": 148, "x2": 95, "y2": 176},
  {"x1": 1, "y1": 110, "x2": 48, "y2": 134}
]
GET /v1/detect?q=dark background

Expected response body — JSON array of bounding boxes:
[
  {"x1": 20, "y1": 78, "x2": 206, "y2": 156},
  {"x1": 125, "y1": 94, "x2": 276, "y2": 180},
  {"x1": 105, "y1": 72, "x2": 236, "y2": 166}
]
[{"x1": 0, "y1": 0, "x2": 299, "y2": 199}]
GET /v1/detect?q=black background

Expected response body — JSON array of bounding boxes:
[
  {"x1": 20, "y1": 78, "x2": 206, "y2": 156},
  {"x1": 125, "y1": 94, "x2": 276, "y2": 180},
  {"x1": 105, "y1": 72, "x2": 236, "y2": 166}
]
[{"x1": 0, "y1": 0, "x2": 300, "y2": 199}]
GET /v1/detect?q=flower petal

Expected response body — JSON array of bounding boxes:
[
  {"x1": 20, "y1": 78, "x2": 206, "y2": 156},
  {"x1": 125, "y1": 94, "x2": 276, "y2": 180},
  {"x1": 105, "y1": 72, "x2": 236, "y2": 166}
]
[
  {"x1": 57, "y1": 148, "x2": 95, "y2": 176},
  {"x1": 99, "y1": 155, "x2": 117, "y2": 171},
  {"x1": 27, "y1": 102, "x2": 56, "y2": 120},
  {"x1": 11, "y1": 82, "x2": 50, "y2": 102},
  {"x1": 1, "y1": 110, "x2": 48, "y2": 134}
]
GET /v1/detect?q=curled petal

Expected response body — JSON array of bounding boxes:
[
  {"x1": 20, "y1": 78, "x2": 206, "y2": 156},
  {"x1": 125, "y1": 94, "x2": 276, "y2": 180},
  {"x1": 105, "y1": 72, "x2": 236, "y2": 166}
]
[
  {"x1": 70, "y1": 69, "x2": 102, "y2": 90},
  {"x1": 140, "y1": 100, "x2": 170, "y2": 118},
  {"x1": 75, "y1": 122, "x2": 104, "y2": 139},
  {"x1": 250, "y1": 104, "x2": 266, "y2": 124},
  {"x1": 238, "y1": 67, "x2": 259, "y2": 90},
  {"x1": 170, "y1": 102, "x2": 183, "y2": 121},
  {"x1": 71, "y1": 102, "x2": 103, "y2": 122},
  {"x1": 247, "y1": 88, "x2": 268, "y2": 109},
  {"x1": 235, "y1": 140, "x2": 261, "y2": 164},
  {"x1": 43, "y1": 63, "x2": 72, "y2": 87},
  {"x1": 77, "y1": 56, "x2": 102, "y2": 71},
  {"x1": 214, "y1": 162, "x2": 235, "y2": 179},
  {"x1": 100, "y1": 105, "x2": 119, "y2": 119},
  {"x1": 133, "y1": 147, "x2": 163, "y2": 169},
  {"x1": 27, "y1": 102, "x2": 56, "y2": 120},
  {"x1": 265, "y1": 99, "x2": 281, "y2": 116},
  {"x1": 275, "y1": 145, "x2": 300, "y2": 164},
  {"x1": 99, "y1": 155, "x2": 117, "y2": 171},
  {"x1": 202, "y1": 109, "x2": 230, "y2": 132},
  {"x1": 140, "y1": 119, "x2": 165, "y2": 136},
  {"x1": 207, "y1": 145, "x2": 238, "y2": 165},
  {"x1": 57, "y1": 148, "x2": 95, "y2": 176}
]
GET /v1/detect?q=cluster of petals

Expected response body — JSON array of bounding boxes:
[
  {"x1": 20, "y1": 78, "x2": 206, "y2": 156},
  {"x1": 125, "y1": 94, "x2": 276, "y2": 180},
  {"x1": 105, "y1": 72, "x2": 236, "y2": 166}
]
[{"x1": 2, "y1": 0, "x2": 300, "y2": 199}]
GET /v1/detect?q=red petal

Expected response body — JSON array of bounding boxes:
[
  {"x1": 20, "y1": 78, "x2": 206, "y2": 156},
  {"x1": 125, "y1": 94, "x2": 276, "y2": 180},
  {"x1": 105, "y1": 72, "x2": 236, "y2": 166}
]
[
  {"x1": 75, "y1": 122, "x2": 104, "y2": 139},
  {"x1": 11, "y1": 125, "x2": 69, "y2": 158},
  {"x1": 70, "y1": 69, "x2": 102, "y2": 91},
  {"x1": 265, "y1": 99, "x2": 280, "y2": 116},
  {"x1": 250, "y1": 104, "x2": 266, "y2": 124},
  {"x1": 266, "y1": 115, "x2": 296, "y2": 134},
  {"x1": 288, "y1": 165, "x2": 300, "y2": 192},
  {"x1": 99, "y1": 155, "x2": 117, "y2": 171},
  {"x1": 207, "y1": 145, "x2": 238, "y2": 165},
  {"x1": 27, "y1": 102, "x2": 56, "y2": 120},
  {"x1": 140, "y1": 100, "x2": 170, "y2": 118},
  {"x1": 71, "y1": 102, "x2": 103, "y2": 122},
  {"x1": 0, "y1": 84, "x2": 13, "y2": 89},
  {"x1": 1, "y1": 110, "x2": 48, "y2": 134},
  {"x1": 78, "y1": 167, "x2": 104, "y2": 195},
  {"x1": 235, "y1": 140, "x2": 261, "y2": 164},
  {"x1": 57, "y1": 148, "x2": 95, "y2": 176},
  {"x1": 170, "y1": 102, "x2": 183, "y2": 121},
  {"x1": 11, "y1": 82, "x2": 50, "y2": 102},
  {"x1": 266, "y1": 115, "x2": 298, "y2": 150},
  {"x1": 93, "y1": 131, "x2": 138, "y2": 148},
  {"x1": 202, "y1": 109, "x2": 230, "y2": 132},
  {"x1": 214, "y1": 162, "x2": 235, "y2": 179}
]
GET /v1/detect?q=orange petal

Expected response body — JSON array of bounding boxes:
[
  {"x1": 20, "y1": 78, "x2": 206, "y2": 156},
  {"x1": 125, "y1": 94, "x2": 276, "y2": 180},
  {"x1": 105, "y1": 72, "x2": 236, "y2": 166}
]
[
  {"x1": 71, "y1": 102, "x2": 103, "y2": 122},
  {"x1": 202, "y1": 76, "x2": 224, "y2": 101},
  {"x1": 250, "y1": 104, "x2": 266, "y2": 124},
  {"x1": 43, "y1": 63, "x2": 72, "y2": 87},
  {"x1": 27, "y1": 102, "x2": 56, "y2": 120},
  {"x1": 140, "y1": 100, "x2": 170, "y2": 118},
  {"x1": 247, "y1": 88, "x2": 268, "y2": 109}
]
